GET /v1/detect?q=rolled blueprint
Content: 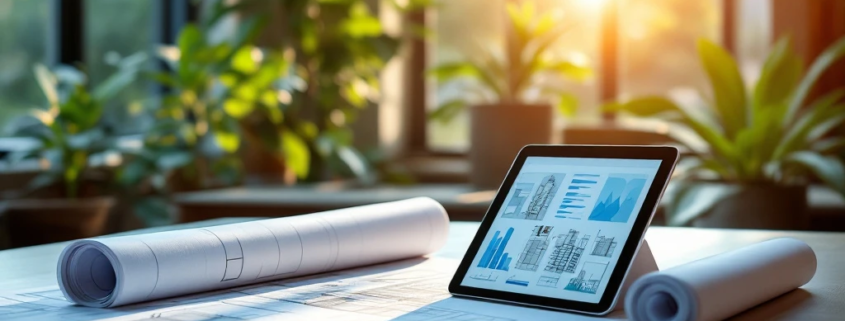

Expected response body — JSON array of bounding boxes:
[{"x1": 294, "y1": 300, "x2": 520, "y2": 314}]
[
  {"x1": 625, "y1": 238, "x2": 816, "y2": 321},
  {"x1": 57, "y1": 197, "x2": 450, "y2": 308}
]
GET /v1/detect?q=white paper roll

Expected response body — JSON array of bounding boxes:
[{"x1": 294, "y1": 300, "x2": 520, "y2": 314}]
[
  {"x1": 625, "y1": 237, "x2": 816, "y2": 321},
  {"x1": 57, "y1": 197, "x2": 450, "y2": 308}
]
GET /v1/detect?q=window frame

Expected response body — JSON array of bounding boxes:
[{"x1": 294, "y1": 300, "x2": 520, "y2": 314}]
[
  {"x1": 409, "y1": 0, "x2": 741, "y2": 155},
  {"x1": 50, "y1": 0, "x2": 196, "y2": 69}
]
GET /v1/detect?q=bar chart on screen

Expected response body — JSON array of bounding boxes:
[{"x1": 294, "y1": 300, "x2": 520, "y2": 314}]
[
  {"x1": 556, "y1": 174, "x2": 600, "y2": 220},
  {"x1": 477, "y1": 227, "x2": 515, "y2": 271}
]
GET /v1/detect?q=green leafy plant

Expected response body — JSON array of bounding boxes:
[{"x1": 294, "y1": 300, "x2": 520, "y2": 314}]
[
  {"x1": 224, "y1": 0, "x2": 428, "y2": 182},
  {"x1": 428, "y1": 1, "x2": 592, "y2": 123},
  {"x1": 607, "y1": 36, "x2": 845, "y2": 224},
  {"x1": 6, "y1": 56, "x2": 145, "y2": 199},
  {"x1": 121, "y1": 17, "x2": 292, "y2": 187},
  {"x1": 115, "y1": 17, "x2": 300, "y2": 225}
]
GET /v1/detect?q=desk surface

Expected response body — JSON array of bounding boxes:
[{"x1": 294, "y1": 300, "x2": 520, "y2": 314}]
[{"x1": 1, "y1": 220, "x2": 843, "y2": 320}]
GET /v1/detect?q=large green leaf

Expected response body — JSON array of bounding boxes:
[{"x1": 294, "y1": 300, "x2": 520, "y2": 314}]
[
  {"x1": 231, "y1": 46, "x2": 259, "y2": 74},
  {"x1": 428, "y1": 99, "x2": 467, "y2": 124},
  {"x1": 282, "y1": 131, "x2": 311, "y2": 179},
  {"x1": 733, "y1": 103, "x2": 787, "y2": 179},
  {"x1": 538, "y1": 60, "x2": 593, "y2": 82},
  {"x1": 177, "y1": 25, "x2": 203, "y2": 58},
  {"x1": 785, "y1": 151, "x2": 845, "y2": 197},
  {"x1": 34, "y1": 64, "x2": 59, "y2": 107},
  {"x1": 753, "y1": 37, "x2": 802, "y2": 111},
  {"x1": 336, "y1": 145, "x2": 372, "y2": 181},
  {"x1": 664, "y1": 181, "x2": 741, "y2": 226},
  {"x1": 429, "y1": 61, "x2": 503, "y2": 98},
  {"x1": 786, "y1": 36, "x2": 845, "y2": 123},
  {"x1": 805, "y1": 109, "x2": 845, "y2": 143},
  {"x1": 612, "y1": 96, "x2": 737, "y2": 173},
  {"x1": 556, "y1": 93, "x2": 578, "y2": 117},
  {"x1": 214, "y1": 130, "x2": 241, "y2": 153},
  {"x1": 93, "y1": 66, "x2": 141, "y2": 101},
  {"x1": 603, "y1": 96, "x2": 680, "y2": 116},
  {"x1": 812, "y1": 137, "x2": 845, "y2": 154},
  {"x1": 697, "y1": 39, "x2": 748, "y2": 139},
  {"x1": 774, "y1": 90, "x2": 845, "y2": 160}
]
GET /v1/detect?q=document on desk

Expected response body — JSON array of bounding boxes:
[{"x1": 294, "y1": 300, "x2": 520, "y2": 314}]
[
  {"x1": 56, "y1": 197, "x2": 451, "y2": 308},
  {"x1": 0, "y1": 257, "x2": 619, "y2": 321}
]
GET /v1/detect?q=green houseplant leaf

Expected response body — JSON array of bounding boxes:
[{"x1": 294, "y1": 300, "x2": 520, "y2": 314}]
[
  {"x1": 427, "y1": 1, "x2": 590, "y2": 121},
  {"x1": 785, "y1": 36, "x2": 845, "y2": 123},
  {"x1": 753, "y1": 37, "x2": 803, "y2": 111},
  {"x1": 612, "y1": 35, "x2": 845, "y2": 225},
  {"x1": 697, "y1": 39, "x2": 748, "y2": 139},
  {"x1": 282, "y1": 131, "x2": 311, "y2": 179},
  {"x1": 785, "y1": 151, "x2": 845, "y2": 196}
]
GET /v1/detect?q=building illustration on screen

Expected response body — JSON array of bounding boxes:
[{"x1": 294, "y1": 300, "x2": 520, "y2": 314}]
[
  {"x1": 537, "y1": 229, "x2": 591, "y2": 287},
  {"x1": 502, "y1": 183, "x2": 533, "y2": 217},
  {"x1": 502, "y1": 173, "x2": 564, "y2": 221},
  {"x1": 556, "y1": 173, "x2": 600, "y2": 220},
  {"x1": 515, "y1": 225, "x2": 553, "y2": 271},
  {"x1": 477, "y1": 227, "x2": 515, "y2": 271},
  {"x1": 564, "y1": 262, "x2": 609, "y2": 294},
  {"x1": 591, "y1": 230, "x2": 618, "y2": 257},
  {"x1": 588, "y1": 174, "x2": 647, "y2": 223}
]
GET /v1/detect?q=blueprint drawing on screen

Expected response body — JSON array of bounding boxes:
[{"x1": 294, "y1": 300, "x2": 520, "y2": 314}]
[
  {"x1": 500, "y1": 173, "x2": 565, "y2": 221},
  {"x1": 588, "y1": 174, "x2": 647, "y2": 223}
]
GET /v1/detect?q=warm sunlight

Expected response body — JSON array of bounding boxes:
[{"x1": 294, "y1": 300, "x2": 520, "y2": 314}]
[{"x1": 572, "y1": 0, "x2": 608, "y2": 11}]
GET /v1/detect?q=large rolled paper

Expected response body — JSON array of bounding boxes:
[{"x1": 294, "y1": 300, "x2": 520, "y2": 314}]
[
  {"x1": 57, "y1": 197, "x2": 450, "y2": 307},
  {"x1": 625, "y1": 238, "x2": 816, "y2": 321}
]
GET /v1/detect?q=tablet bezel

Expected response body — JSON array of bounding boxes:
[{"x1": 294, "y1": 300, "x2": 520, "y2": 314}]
[{"x1": 448, "y1": 144, "x2": 679, "y2": 315}]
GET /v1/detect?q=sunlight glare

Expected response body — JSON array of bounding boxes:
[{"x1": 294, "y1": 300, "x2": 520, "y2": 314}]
[{"x1": 573, "y1": 0, "x2": 608, "y2": 11}]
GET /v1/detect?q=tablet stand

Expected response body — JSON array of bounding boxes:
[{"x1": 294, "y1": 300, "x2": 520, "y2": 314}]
[{"x1": 613, "y1": 239, "x2": 659, "y2": 311}]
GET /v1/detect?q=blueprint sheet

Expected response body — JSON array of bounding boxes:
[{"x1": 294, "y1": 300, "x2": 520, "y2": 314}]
[{"x1": 1, "y1": 257, "x2": 624, "y2": 321}]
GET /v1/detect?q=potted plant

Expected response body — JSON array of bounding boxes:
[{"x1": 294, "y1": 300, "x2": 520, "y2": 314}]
[
  {"x1": 3, "y1": 57, "x2": 144, "y2": 246},
  {"x1": 608, "y1": 36, "x2": 845, "y2": 229},
  {"x1": 116, "y1": 16, "x2": 303, "y2": 226},
  {"x1": 428, "y1": 2, "x2": 592, "y2": 189},
  {"x1": 228, "y1": 0, "x2": 427, "y2": 183}
]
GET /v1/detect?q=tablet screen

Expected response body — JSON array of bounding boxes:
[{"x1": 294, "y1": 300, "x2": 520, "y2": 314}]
[{"x1": 459, "y1": 156, "x2": 662, "y2": 303}]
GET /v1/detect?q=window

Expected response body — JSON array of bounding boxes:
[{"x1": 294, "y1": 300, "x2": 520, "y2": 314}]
[
  {"x1": 425, "y1": 0, "x2": 728, "y2": 152},
  {"x1": 736, "y1": 0, "x2": 772, "y2": 85},
  {"x1": 618, "y1": 0, "x2": 721, "y2": 100},
  {"x1": 0, "y1": 0, "x2": 50, "y2": 130},
  {"x1": 427, "y1": 0, "x2": 601, "y2": 152},
  {"x1": 85, "y1": 0, "x2": 155, "y2": 133}
]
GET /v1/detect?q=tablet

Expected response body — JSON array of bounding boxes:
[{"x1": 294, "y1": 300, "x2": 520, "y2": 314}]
[{"x1": 449, "y1": 145, "x2": 678, "y2": 315}]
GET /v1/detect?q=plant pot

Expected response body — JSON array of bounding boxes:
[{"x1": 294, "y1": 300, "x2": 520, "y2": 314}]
[
  {"x1": 241, "y1": 134, "x2": 289, "y2": 185},
  {"x1": 3, "y1": 197, "x2": 114, "y2": 248},
  {"x1": 469, "y1": 103, "x2": 553, "y2": 190},
  {"x1": 690, "y1": 183, "x2": 809, "y2": 230}
]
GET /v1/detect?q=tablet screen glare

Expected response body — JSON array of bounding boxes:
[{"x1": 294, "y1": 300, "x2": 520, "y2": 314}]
[{"x1": 459, "y1": 156, "x2": 662, "y2": 303}]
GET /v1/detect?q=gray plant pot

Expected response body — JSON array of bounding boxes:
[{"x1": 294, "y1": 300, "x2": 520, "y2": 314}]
[
  {"x1": 691, "y1": 183, "x2": 809, "y2": 230},
  {"x1": 469, "y1": 103, "x2": 553, "y2": 190}
]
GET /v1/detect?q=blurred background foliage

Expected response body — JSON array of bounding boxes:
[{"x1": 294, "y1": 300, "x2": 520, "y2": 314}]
[{"x1": 428, "y1": 1, "x2": 593, "y2": 123}]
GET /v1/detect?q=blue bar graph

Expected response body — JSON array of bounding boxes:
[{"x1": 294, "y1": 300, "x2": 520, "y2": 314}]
[
  {"x1": 566, "y1": 192, "x2": 590, "y2": 197},
  {"x1": 556, "y1": 174, "x2": 601, "y2": 220},
  {"x1": 477, "y1": 227, "x2": 514, "y2": 271},
  {"x1": 575, "y1": 174, "x2": 600, "y2": 177}
]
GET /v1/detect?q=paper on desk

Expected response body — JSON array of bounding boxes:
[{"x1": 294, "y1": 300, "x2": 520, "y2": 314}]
[
  {"x1": 56, "y1": 197, "x2": 450, "y2": 308},
  {"x1": 625, "y1": 237, "x2": 817, "y2": 321},
  {"x1": 3, "y1": 258, "x2": 618, "y2": 321}
]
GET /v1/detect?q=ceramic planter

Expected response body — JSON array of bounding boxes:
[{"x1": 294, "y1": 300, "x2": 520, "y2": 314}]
[{"x1": 469, "y1": 103, "x2": 553, "y2": 190}]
